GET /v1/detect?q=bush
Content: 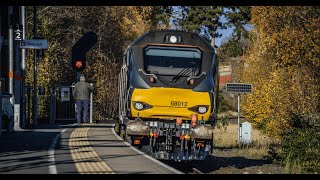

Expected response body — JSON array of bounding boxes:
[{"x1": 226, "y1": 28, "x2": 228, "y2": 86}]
[
  {"x1": 277, "y1": 113, "x2": 320, "y2": 173},
  {"x1": 216, "y1": 115, "x2": 229, "y2": 130},
  {"x1": 217, "y1": 89, "x2": 235, "y2": 113}
]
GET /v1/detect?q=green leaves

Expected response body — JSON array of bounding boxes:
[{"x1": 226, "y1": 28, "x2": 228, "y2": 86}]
[
  {"x1": 225, "y1": 6, "x2": 252, "y2": 40},
  {"x1": 279, "y1": 114, "x2": 320, "y2": 173},
  {"x1": 179, "y1": 6, "x2": 225, "y2": 45}
]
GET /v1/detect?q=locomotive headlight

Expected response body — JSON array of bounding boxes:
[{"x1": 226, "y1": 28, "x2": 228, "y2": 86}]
[
  {"x1": 134, "y1": 102, "x2": 144, "y2": 110},
  {"x1": 188, "y1": 105, "x2": 209, "y2": 114},
  {"x1": 198, "y1": 106, "x2": 208, "y2": 114},
  {"x1": 165, "y1": 35, "x2": 182, "y2": 43},
  {"x1": 133, "y1": 101, "x2": 153, "y2": 111},
  {"x1": 170, "y1": 36, "x2": 177, "y2": 43}
]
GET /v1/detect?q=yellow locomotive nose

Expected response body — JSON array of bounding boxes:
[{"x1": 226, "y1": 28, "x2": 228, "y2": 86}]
[{"x1": 130, "y1": 87, "x2": 211, "y2": 121}]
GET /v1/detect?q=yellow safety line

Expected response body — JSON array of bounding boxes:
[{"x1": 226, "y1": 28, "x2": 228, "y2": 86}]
[
  {"x1": 69, "y1": 126, "x2": 115, "y2": 174},
  {"x1": 80, "y1": 140, "x2": 101, "y2": 173},
  {"x1": 70, "y1": 130, "x2": 87, "y2": 173},
  {"x1": 73, "y1": 128, "x2": 102, "y2": 174},
  {"x1": 77, "y1": 129, "x2": 99, "y2": 174}
]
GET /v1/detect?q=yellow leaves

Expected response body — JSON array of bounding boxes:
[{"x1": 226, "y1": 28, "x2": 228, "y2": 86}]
[
  {"x1": 240, "y1": 6, "x2": 320, "y2": 137},
  {"x1": 24, "y1": 6, "x2": 157, "y2": 120},
  {"x1": 117, "y1": 6, "x2": 152, "y2": 44}
]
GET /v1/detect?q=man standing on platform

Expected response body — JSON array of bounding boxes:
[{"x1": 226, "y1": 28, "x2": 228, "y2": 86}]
[{"x1": 73, "y1": 75, "x2": 94, "y2": 123}]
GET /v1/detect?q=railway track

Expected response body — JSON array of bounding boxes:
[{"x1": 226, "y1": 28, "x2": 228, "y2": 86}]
[{"x1": 192, "y1": 168, "x2": 204, "y2": 174}]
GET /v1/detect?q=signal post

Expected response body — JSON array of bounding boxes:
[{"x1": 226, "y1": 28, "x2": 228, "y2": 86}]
[
  {"x1": 71, "y1": 32, "x2": 97, "y2": 123},
  {"x1": 71, "y1": 31, "x2": 97, "y2": 81}
]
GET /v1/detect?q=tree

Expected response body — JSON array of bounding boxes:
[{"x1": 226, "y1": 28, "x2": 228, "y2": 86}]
[
  {"x1": 178, "y1": 6, "x2": 252, "y2": 47},
  {"x1": 240, "y1": 6, "x2": 320, "y2": 137},
  {"x1": 148, "y1": 6, "x2": 173, "y2": 30},
  {"x1": 25, "y1": 6, "x2": 155, "y2": 120},
  {"x1": 218, "y1": 35, "x2": 249, "y2": 62},
  {"x1": 225, "y1": 6, "x2": 252, "y2": 40},
  {"x1": 179, "y1": 6, "x2": 225, "y2": 46},
  {"x1": 239, "y1": 14, "x2": 319, "y2": 169}
]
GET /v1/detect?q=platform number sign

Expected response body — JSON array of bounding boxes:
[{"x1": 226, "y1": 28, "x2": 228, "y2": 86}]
[{"x1": 15, "y1": 29, "x2": 22, "y2": 41}]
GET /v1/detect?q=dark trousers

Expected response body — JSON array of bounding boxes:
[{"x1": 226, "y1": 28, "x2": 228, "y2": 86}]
[{"x1": 76, "y1": 99, "x2": 89, "y2": 123}]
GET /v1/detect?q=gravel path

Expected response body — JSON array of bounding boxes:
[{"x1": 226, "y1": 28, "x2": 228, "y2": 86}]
[{"x1": 161, "y1": 149, "x2": 284, "y2": 174}]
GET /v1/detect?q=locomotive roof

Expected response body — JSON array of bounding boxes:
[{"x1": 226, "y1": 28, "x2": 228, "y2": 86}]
[{"x1": 130, "y1": 30, "x2": 215, "y2": 52}]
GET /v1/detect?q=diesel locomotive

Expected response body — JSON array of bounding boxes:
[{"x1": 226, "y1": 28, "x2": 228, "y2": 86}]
[{"x1": 118, "y1": 30, "x2": 219, "y2": 161}]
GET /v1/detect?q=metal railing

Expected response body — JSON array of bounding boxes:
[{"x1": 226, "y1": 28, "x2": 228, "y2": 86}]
[
  {"x1": 118, "y1": 65, "x2": 128, "y2": 124},
  {"x1": 50, "y1": 84, "x2": 93, "y2": 124}
]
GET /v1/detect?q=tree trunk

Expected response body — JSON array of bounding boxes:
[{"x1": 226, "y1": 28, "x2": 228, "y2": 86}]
[{"x1": 211, "y1": 36, "x2": 215, "y2": 47}]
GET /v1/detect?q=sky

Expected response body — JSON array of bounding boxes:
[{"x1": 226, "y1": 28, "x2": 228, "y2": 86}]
[
  {"x1": 215, "y1": 14, "x2": 234, "y2": 47},
  {"x1": 216, "y1": 28, "x2": 234, "y2": 47}
]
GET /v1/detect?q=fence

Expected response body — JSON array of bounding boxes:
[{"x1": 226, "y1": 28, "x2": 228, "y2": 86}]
[{"x1": 93, "y1": 61, "x2": 121, "y2": 121}]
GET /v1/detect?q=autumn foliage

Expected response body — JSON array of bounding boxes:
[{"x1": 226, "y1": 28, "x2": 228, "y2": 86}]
[
  {"x1": 238, "y1": 7, "x2": 320, "y2": 173},
  {"x1": 240, "y1": 6, "x2": 319, "y2": 137},
  {"x1": 25, "y1": 6, "x2": 157, "y2": 121}
]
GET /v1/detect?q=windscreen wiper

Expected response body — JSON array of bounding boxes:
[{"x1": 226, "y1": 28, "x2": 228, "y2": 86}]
[{"x1": 170, "y1": 67, "x2": 196, "y2": 83}]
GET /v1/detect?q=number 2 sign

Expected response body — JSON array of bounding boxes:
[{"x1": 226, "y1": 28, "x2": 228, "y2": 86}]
[{"x1": 15, "y1": 29, "x2": 22, "y2": 41}]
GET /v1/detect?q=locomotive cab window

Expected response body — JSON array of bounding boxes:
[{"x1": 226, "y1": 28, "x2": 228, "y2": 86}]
[{"x1": 144, "y1": 46, "x2": 202, "y2": 77}]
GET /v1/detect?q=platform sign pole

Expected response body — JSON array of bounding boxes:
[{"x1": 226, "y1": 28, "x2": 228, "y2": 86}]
[{"x1": 90, "y1": 83, "x2": 93, "y2": 123}]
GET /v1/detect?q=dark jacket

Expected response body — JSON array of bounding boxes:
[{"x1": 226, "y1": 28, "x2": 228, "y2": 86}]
[{"x1": 73, "y1": 81, "x2": 94, "y2": 100}]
